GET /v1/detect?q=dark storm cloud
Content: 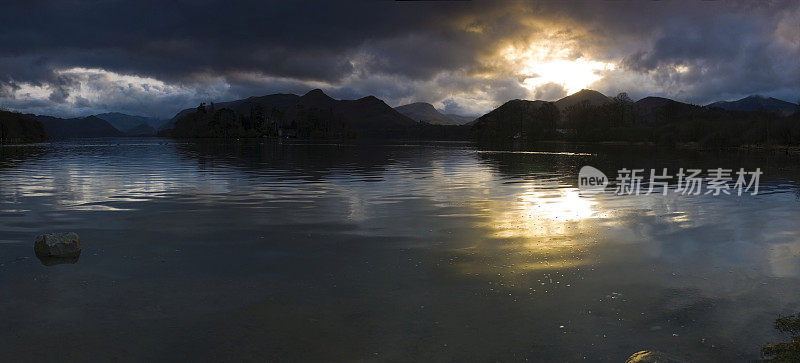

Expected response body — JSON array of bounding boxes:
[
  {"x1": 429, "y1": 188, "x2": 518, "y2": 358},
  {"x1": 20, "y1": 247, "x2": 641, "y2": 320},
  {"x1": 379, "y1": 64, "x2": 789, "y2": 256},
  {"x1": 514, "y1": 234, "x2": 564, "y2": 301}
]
[
  {"x1": 600, "y1": 1, "x2": 800, "y2": 104},
  {"x1": 0, "y1": 1, "x2": 492, "y2": 83},
  {"x1": 0, "y1": 0, "x2": 798, "y2": 118},
  {"x1": 47, "y1": 75, "x2": 78, "y2": 103}
]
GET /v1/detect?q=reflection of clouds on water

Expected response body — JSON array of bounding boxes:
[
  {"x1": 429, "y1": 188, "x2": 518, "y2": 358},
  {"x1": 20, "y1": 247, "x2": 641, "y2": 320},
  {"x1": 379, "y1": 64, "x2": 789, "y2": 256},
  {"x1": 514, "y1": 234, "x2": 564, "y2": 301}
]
[
  {"x1": 768, "y1": 239, "x2": 800, "y2": 277},
  {"x1": 2, "y1": 140, "x2": 800, "y2": 360},
  {"x1": 2, "y1": 141, "x2": 799, "y2": 277},
  {"x1": 0, "y1": 141, "x2": 204, "y2": 211},
  {"x1": 597, "y1": 191, "x2": 800, "y2": 281}
]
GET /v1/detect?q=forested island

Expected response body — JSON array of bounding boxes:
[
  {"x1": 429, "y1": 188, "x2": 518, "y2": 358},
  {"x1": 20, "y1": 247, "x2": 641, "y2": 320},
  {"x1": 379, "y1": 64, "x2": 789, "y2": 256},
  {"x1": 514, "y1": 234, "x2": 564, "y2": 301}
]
[{"x1": 161, "y1": 89, "x2": 470, "y2": 140}]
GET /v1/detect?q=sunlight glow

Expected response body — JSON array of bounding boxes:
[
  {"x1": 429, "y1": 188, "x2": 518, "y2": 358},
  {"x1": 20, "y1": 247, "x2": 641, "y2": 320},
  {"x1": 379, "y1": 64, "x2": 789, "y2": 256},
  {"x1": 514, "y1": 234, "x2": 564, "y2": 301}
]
[
  {"x1": 520, "y1": 59, "x2": 615, "y2": 95},
  {"x1": 502, "y1": 43, "x2": 616, "y2": 96}
]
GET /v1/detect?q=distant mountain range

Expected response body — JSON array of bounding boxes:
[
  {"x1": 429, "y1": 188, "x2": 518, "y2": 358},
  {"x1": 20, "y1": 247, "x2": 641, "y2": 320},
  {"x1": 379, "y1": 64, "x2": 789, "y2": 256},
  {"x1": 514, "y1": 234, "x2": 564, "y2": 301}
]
[
  {"x1": 706, "y1": 95, "x2": 798, "y2": 115},
  {"x1": 2, "y1": 88, "x2": 798, "y2": 143},
  {"x1": 3, "y1": 112, "x2": 168, "y2": 139},
  {"x1": 29, "y1": 115, "x2": 124, "y2": 139},
  {"x1": 394, "y1": 102, "x2": 474, "y2": 125},
  {"x1": 94, "y1": 112, "x2": 165, "y2": 135}
]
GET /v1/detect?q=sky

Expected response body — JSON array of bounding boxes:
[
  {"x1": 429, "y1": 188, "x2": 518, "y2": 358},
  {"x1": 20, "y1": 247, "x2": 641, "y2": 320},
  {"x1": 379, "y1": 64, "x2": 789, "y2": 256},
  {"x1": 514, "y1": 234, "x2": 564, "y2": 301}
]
[{"x1": 1, "y1": 0, "x2": 799, "y2": 119}]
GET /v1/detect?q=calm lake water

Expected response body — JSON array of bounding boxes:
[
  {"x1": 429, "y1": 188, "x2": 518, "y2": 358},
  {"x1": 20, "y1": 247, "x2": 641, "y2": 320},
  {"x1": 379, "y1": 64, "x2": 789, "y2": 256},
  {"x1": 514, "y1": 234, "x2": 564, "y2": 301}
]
[{"x1": 1, "y1": 138, "x2": 799, "y2": 361}]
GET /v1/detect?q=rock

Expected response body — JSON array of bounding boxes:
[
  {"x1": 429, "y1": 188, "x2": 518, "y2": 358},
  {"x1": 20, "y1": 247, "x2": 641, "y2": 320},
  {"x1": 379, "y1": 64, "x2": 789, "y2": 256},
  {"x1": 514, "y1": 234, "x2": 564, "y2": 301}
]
[
  {"x1": 37, "y1": 255, "x2": 80, "y2": 266},
  {"x1": 626, "y1": 350, "x2": 687, "y2": 363},
  {"x1": 34, "y1": 232, "x2": 82, "y2": 259}
]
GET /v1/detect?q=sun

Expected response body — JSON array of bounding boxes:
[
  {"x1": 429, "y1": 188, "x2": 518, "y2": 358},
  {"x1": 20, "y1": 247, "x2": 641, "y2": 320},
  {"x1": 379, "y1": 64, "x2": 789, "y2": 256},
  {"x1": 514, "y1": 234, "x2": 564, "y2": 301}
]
[
  {"x1": 520, "y1": 59, "x2": 615, "y2": 95},
  {"x1": 501, "y1": 43, "x2": 616, "y2": 97}
]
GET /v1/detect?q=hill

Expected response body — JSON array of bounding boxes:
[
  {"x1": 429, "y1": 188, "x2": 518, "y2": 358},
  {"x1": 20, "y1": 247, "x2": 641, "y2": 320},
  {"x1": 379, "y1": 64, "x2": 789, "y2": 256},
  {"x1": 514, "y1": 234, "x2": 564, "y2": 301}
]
[
  {"x1": 554, "y1": 89, "x2": 612, "y2": 110},
  {"x1": 445, "y1": 114, "x2": 476, "y2": 125},
  {"x1": 470, "y1": 99, "x2": 559, "y2": 141},
  {"x1": 161, "y1": 93, "x2": 300, "y2": 131},
  {"x1": 469, "y1": 91, "x2": 800, "y2": 147},
  {"x1": 168, "y1": 89, "x2": 419, "y2": 139},
  {"x1": 266, "y1": 89, "x2": 417, "y2": 133},
  {"x1": 634, "y1": 96, "x2": 701, "y2": 124},
  {"x1": 395, "y1": 102, "x2": 473, "y2": 125},
  {"x1": 30, "y1": 115, "x2": 124, "y2": 139},
  {"x1": 0, "y1": 110, "x2": 47, "y2": 143},
  {"x1": 333, "y1": 94, "x2": 418, "y2": 133},
  {"x1": 94, "y1": 112, "x2": 164, "y2": 133},
  {"x1": 707, "y1": 95, "x2": 798, "y2": 115}
]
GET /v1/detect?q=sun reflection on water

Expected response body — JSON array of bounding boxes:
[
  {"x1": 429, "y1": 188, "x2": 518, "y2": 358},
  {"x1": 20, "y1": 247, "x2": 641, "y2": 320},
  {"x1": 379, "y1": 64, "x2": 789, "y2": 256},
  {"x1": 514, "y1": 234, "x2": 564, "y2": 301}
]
[
  {"x1": 450, "y1": 179, "x2": 612, "y2": 280},
  {"x1": 490, "y1": 186, "x2": 599, "y2": 239}
]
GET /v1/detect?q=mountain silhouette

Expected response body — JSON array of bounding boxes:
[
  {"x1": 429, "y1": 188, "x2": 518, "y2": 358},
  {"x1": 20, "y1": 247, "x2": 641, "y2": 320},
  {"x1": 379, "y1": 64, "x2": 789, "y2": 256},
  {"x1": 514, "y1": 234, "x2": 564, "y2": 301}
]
[
  {"x1": 94, "y1": 112, "x2": 165, "y2": 133},
  {"x1": 707, "y1": 95, "x2": 798, "y2": 115},
  {"x1": 168, "y1": 89, "x2": 417, "y2": 139},
  {"x1": 554, "y1": 89, "x2": 612, "y2": 110},
  {"x1": 395, "y1": 102, "x2": 473, "y2": 125},
  {"x1": 163, "y1": 93, "x2": 301, "y2": 131},
  {"x1": 273, "y1": 89, "x2": 416, "y2": 133},
  {"x1": 0, "y1": 110, "x2": 47, "y2": 143},
  {"x1": 634, "y1": 96, "x2": 700, "y2": 124},
  {"x1": 470, "y1": 99, "x2": 560, "y2": 141},
  {"x1": 29, "y1": 115, "x2": 123, "y2": 139}
]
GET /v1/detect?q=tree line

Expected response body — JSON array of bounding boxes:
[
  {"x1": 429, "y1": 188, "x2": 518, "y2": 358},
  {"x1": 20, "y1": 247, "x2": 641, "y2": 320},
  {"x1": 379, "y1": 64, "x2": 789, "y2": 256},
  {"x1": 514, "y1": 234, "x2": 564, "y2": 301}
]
[
  {"x1": 472, "y1": 93, "x2": 800, "y2": 148},
  {"x1": 168, "y1": 102, "x2": 358, "y2": 139}
]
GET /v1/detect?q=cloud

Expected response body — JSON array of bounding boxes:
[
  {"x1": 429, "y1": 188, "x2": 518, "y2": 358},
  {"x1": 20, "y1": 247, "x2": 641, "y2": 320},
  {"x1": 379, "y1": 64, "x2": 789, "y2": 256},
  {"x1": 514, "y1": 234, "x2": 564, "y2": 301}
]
[
  {"x1": 533, "y1": 82, "x2": 567, "y2": 101},
  {"x1": 47, "y1": 75, "x2": 77, "y2": 103},
  {"x1": 0, "y1": 81, "x2": 20, "y2": 99},
  {"x1": 0, "y1": 1, "x2": 798, "y2": 118}
]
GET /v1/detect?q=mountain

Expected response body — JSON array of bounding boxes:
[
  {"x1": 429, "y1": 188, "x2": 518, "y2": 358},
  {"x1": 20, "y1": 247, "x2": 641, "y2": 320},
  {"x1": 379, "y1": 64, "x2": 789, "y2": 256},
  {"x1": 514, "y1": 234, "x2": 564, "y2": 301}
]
[
  {"x1": 554, "y1": 89, "x2": 612, "y2": 110},
  {"x1": 706, "y1": 95, "x2": 798, "y2": 115},
  {"x1": 168, "y1": 89, "x2": 418, "y2": 139},
  {"x1": 30, "y1": 115, "x2": 124, "y2": 139},
  {"x1": 294, "y1": 90, "x2": 417, "y2": 134},
  {"x1": 394, "y1": 102, "x2": 473, "y2": 125},
  {"x1": 470, "y1": 99, "x2": 560, "y2": 141},
  {"x1": 162, "y1": 93, "x2": 300, "y2": 130},
  {"x1": 0, "y1": 110, "x2": 47, "y2": 143},
  {"x1": 634, "y1": 96, "x2": 701, "y2": 124},
  {"x1": 94, "y1": 112, "x2": 165, "y2": 132},
  {"x1": 444, "y1": 114, "x2": 476, "y2": 125},
  {"x1": 634, "y1": 96, "x2": 678, "y2": 112}
]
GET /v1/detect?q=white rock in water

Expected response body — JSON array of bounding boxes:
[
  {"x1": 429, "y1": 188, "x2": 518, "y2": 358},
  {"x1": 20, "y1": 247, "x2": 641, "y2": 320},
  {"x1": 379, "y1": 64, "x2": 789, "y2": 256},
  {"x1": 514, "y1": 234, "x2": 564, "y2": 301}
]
[
  {"x1": 626, "y1": 350, "x2": 687, "y2": 363},
  {"x1": 34, "y1": 232, "x2": 82, "y2": 258}
]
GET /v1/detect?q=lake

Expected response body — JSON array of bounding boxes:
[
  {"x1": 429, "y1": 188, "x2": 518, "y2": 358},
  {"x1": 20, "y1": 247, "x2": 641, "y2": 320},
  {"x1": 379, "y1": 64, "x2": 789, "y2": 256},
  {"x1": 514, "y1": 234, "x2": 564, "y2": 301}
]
[{"x1": 1, "y1": 138, "x2": 799, "y2": 361}]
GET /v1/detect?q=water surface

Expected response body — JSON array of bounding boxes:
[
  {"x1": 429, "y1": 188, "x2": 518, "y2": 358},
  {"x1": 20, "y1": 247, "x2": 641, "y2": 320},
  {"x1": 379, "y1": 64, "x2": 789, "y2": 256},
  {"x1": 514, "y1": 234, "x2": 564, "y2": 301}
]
[{"x1": 1, "y1": 138, "x2": 799, "y2": 361}]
